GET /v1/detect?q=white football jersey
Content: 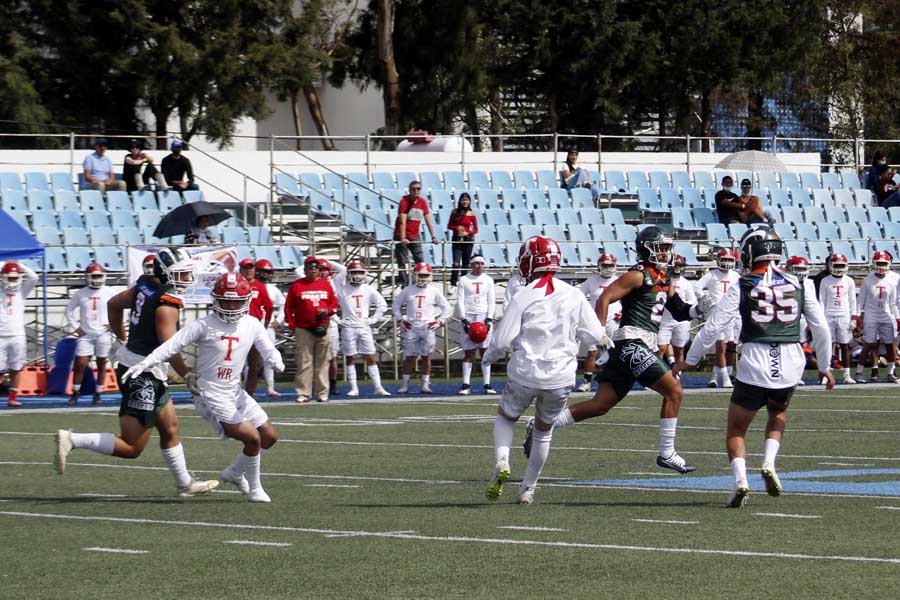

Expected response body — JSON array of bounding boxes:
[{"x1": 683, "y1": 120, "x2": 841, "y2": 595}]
[
  {"x1": 484, "y1": 277, "x2": 606, "y2": 389},
  {"x1": 858, "y1": 273, "x2": 899, "y2": 323},
  {"x1": 817, "y1": 274, "x2": 857, "y2": 318},
  {"x1": 695, "y1": 268, "x2": 739, "y2": 304},
  {"x1": 455, "y1": 273, "x2": 496, "y2": 319},
  {"x1": 503, "y1": 273, "x2": 526, "y2": 311},
  {"x1": 139, "y1": 314, "x2": 280, "y2": 399},
  {"x1": 264, "y1": 283, "x2": 285, "y2": 328},
  {"x1": 339, "y1": 283, "x2": 388, "y2": 328},
  {"x1": 65, "y1": 286, "x2": 118, "y2": 336},
  {"x1": 392, "y1": 284, "x2": 451, "y2": 328},
  {"x1": 660, "y1": 275, "x2": 698, "y2": 325},
  {"x1": 0, "y1": 264, "x2": 38, "y2": 337},
  {"x1": 579, "y1": 274, "x2": 621, "y2": 324}
]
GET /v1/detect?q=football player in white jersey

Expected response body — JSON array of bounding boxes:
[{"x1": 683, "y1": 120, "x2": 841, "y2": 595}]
[
  {"x1": 64, "y1": 263, "x2": 119, "y2": 405},
  {"x1": 577, "y1": 253, "x2": 621, "y2": 391},
  {"x1": 122, "y1": 273, "x2": 285, "y2": 503},
  {"x1": 0, "y1": 261, "x2": 38, "y2": 407},
  {"x1": 455, "y1": 255, "x2": 497, "y2": 395},
  {"x1": 254, "y1": 259, "x2": 286, "y2": 397},
  {"x1": 393, "y1": 263, "x2": 451, "y2": 393},
  {"x1": 318, "y1": 259, "x2": 345, "y2": 394},
  {"x1": 335, "y1": 260, "x2": 390, "y2": 396},
  {"x1": 482, "y1": 236, "x2": 608, "y2": 504},
  {"x1": 786, "y1": 256, "x2": 815, "y2": 385},
  {"x1": 856, "y1": 251, "x2": 899, "y2": 383},
  {"x1": 694, "y1": 248, "x2": 740, "y2": 388},
  {"x1": 503, "y1": 269, "x2": 526, "y2": 311},
  {"x1": 657, "y1": 255, "x2": 696, "y2": 374}
]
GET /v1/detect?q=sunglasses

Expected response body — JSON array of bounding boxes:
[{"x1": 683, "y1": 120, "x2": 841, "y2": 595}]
[
  {"x1": 304, "y1": 264, "x2": 319, "y2": 269},
  {"x1": 410, "y1": 186, "x2": 421, "y2": 191}
]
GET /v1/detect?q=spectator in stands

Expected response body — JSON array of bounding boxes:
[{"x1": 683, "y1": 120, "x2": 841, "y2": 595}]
[
  {"x1": 123, "y1": 139, "x2": 168, "y2": 192},
  {"x1": 393, "y1": 180, "x2": 438, "y2": 286},
  {"x1": 874, "y1": 168, "x2": 900, "y2": 208},
  {"x1": 82, "y1": 138, "x2": 126, "y2": 193},
  {"x1": 447, "y1": 192, "x2": 478, "y2": 286},
  {"x1": 714, "y1": 175, "x2": 741, "y2": 224},
  {"x1": 734, "y1": 178, "x2": 770, "y2": 224},
  {"x1": 184, "y1": 215, "x2": 218, "y2": 245},
  {"x1": 560, "y1": 149, "x2": 600, "y2": 201},
  {"x1": 865, "y1": 150, "x2": 888, "y2": 193},
  {"x1": 161, "y1": 140, "x2": 199, "y2": 191}
]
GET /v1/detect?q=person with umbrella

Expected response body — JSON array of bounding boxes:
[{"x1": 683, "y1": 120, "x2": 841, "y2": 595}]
[
  {"x1": 185, "y1": 215, "x2": 219, "y2": 245},
  {"x1": 154, "y1": 200, "x2": 229, "y2": 242}
]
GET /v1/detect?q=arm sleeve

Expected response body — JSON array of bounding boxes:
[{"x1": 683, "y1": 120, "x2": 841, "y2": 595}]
[
  {"x1": 253, "y1": 319, "x2": 281, "y2": 364},
  {"x1": 437, "y1": 291, "x2": 452, "y2": 322},
  {"x1": 575, "y1": 294, "x2": 608, "y2": 346},
  {"x1": 64, "y1": 292, "x2": 79, "y2": 330},
  {"x1": 20, "y1": 264, "x2": 38, "y2": 296},
  {"x1": 694, "y1": 272, "x2": 710, "y2": 297},
  {"x1": 685, "y1": 284, "x2": 740, "y2": 365},
  {"x1": 857, "y1": 282, "x2": 868, "y2": 316},
  {"x1": 139, "y1": 320, "x2": 204, "y2": 369},
  {"x1": 803, "y1": 285, "x2": 833, "y2": 368},
  {"x1": 483, "y1": 295, "x2": 523, "y2": 364},
  {"x1": 392, "y1": 289, "x2": 405, "y2": 321},
  {"x1": 372, "y1": 290, "x2": 388, "y2": 321},
  {"x1": 849, "y1": 281, "x2": 858, "y2": 317},
  {"x1": 486, "y1": 280, "x2": 496, "y2": 319},
  {"x1": 665, "y1": 292, "x2": 698, "y2": 322},
  {"x1": 284, "y1": 286, "x2": 296, "y2": 329},
  {"x1": 455, "y1": 281, "x2": 467, "y2": 319}
]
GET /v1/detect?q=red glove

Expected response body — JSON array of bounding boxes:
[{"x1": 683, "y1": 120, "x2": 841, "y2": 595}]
[
  {"x1": 400, "y1": 320, "x2": 412, "y2": 330},
  {"x1": 427, "y1": 321, "x2": 442, "y2": 331},
  {"x1": 614, "y1": 313, "x2": 622, "y2": 322}
]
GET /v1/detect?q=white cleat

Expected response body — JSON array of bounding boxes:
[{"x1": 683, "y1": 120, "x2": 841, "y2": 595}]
[
  {"x1": 421, "y1": 383, "x2": 433, "y2": 394},
  {"x1": 177, "y1": 478, "x2": 220, "y2": 497},
  {"x1": 727, "y1": 480, "x2": 750, "y2": 508},
  {"x1": 706, "y1": 379, "x2": 718, "y2": 389},
  {"x1": 576, "y1": 380, "x2": 592, "y2": 392},
  {"x1": 842, "y1": 376, "x2": 857, "y2": 385},
  {"x1": 247, "y1": 488, "x2": 272, "y2": 503},
  {"x1": 265, "y1": 389, "x2": 282, "y2": 397},
  {"x1": 346, "y1": 387, "x2": 360, "y2": 397},
  {"x1": 517, "y1": 484, "x2": 536, "y2": 505},
  {"x1": 397, "y1": 383, "x2": 409, "y2": 394},
  {"x1": 720, "y1": 376, "x2": 734, "y2": 389},
  {"x1": 220, "y1": 468, "x2": 250, "y2": 495},
  {"x1": 761, "y1": 464, "x2": 782, "y2": 497},
  {"x1": 373, "y1": 387, "x2": 391, "y2": 397},
  {"x1": 796, "y1": 379, "x2": 806, "y2": 386},
  {"x1": 54, "y1": 429, "x2": 73, "y2": 475}
]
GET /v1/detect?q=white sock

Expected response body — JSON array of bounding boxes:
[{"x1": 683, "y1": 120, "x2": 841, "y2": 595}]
[
  {"x1": 366, "y1": 364, "x2": 383, "y2": 389},
  {"x1": 263, "y1": 363, "x2": 274, "y2": 390},
  {"x1": 462, "y1": 362, "x2": 472, "y2": 385},
  {"x1": 160, "y1": 443, "x2": 192, "y2": 488},
  {"x1": 522, "y1": 427, "x2": 553, "y2": 488},
  {"x1": 711, "y1": 366, "x2": 721, "y2": 380},
  {"x1": 665, "y1": 355, "x2": 675, "y2": 366},
  {"x1": 889, "y1": 363, "x2": 896, "y2": 376},
  {"x1": 844, "y1": 367, "x2": 851, "y2": 378},
  {"x1": 72, "y1": 384, "x2": 81, "y2": 393},
  {"x1": 236, "y1": 452, "x2": 262, "y2": 492},
  {"x1": 658, "y1": 417, "x2": 677, "y2": 458},
  {"x1": 70, "y1": 432, "x2": 115, "y2": 455},
  {"x1": 493, "y1": 415, "x2": 514, "y2": 466},
  {"x1": 554, "y1": 408, "x2": 575, "y2": 429},
  {"x1": 481, "y1": 363, "x2": 491, "y2": 385},
  {"x1": 347, "y1": 363, "x2": 358, "y2": 388},
  {"x1": 402, "y1": 374, "x2": 411, "y2": 385},
  {"x1": 763, "y1": 438, "x2": 780, "y2": 468},
  {"x1": 726, "y1": 365, "x2": 733, "y2": 377},
  {"x1": 731, "y1": 456, "x2": 748, "y2": 484},
  {"x1": 422, "y1": 374, "x2": 430, "y2": 384}
]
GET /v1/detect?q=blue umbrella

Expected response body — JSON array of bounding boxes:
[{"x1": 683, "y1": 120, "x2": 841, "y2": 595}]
[{"x1": 153, "y1": 200, "x2": 230, "y2": 239}]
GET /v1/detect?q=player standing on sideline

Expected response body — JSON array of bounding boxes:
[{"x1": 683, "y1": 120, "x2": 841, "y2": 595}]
[
  {"x1": 393, "y1": 263, "x2": 451, "y2": 394},
  {"x1": 694, "y1": 248, "x2": 740, "y2": 388},
  {"x1": 239, "y1": 259, "x2": 273, "y2": 396},
  {"x1": 121, "y1": 273, "x2": 284, "y2": 503},
  {"x1": 817, "y1": 254, "x2": 857, "y2": 384},
  {"x1": 0, "y1": 261, "x2": 38, "y2": 407},
  {"x1": 674, "y1": 227, "x2": 834, "y2": 507},
  {"x1": 318, "y1": 259, "x2": 345, "y2": 394},
  {"x1": 254, "y1": 259, "x2": 286, "y2": 397},
  {"x1": 657, "y1": 255, "x2": 696, "y2": 374},
  {"x1": 856, "y1": 251, "x2": 900, "y2": 383},
  {"x1": 54, "y1": 249, "x2": 218, "y2": 497},
  {"x1": 526, "y1": 227, "x2": 710, "y2": 473},
  {"x1": 577, "y1": 253, "x2": 621, "y2": 391},
  {"x1": 64, "y1": 263, "x2": 118, "y2": 405},
  {"x1": 482, "y1": 236, "x2": 609, "y2": 504},
  {"x1": 455, "y1": 255, "x2": 497, "y2": 395},
  {"x1": 335, "y1": 260, "x2": 390, "y2": 397}
]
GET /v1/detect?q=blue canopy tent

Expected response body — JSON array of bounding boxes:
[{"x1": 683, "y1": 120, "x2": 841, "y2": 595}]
[{"x1": 0, "y1": 209, "x2": 49, "y2": 364}]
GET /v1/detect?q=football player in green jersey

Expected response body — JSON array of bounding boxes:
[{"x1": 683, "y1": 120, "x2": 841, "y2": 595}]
[
  {"x1": 675, "y1": 226, "x2": 835, "y2": 507},
  {"x1": 526, "y1": 226, "x2": 710, "y2": 474}
]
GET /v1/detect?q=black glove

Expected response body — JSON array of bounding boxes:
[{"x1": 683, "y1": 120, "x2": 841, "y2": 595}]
[
  {"x1": 461, "y1": 319, "x2": 470, "y2": 333},
  {"x1": 314, "y1": 311, "x2": 326, "y2": 322},
  {"x1": 484, "y1": 318, "x2": 492, "y2": 333}
]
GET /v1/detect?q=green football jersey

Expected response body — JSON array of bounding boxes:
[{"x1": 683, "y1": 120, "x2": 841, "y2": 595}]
[
  {"x1": 619, "y1": 265, "x2": 669, "y2": 334},
  {"x1": 738, "y1": 270, "x2": 803, "y2": 343}
]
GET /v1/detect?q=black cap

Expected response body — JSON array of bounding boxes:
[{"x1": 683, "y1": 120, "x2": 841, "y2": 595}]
[{"x1": 740, "y1": 178, "x2": 752, "y2": 186}]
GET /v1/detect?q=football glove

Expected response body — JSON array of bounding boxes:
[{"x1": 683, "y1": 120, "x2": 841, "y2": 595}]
[
  {"x1": 484, "y1": 318, "x2": 492, "y2": 332},
  {"x1": 400, "y1": 320, "x2": 412, "y2": 330},
  {"x1": 461, "y1": 319, "x2": 471, "y2": 333},
  {"x1": 185, "y1": 371, "x2": 201, "y2": 396},
  {"x1": 268, "y1": 357, "x2": 285, "y2": 373},
  {"x1": 427, "y1": 321, "x2": 443, "y2": 331},
  {"x1": 698, "y1": 294, "x2": 717, "y2": 314},
  {"x1": 120, "y1": 363, "x2": 149, "y2": 384}
]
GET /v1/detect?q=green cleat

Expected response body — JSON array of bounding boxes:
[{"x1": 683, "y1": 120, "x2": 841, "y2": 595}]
[
  {"x1": 485, "y1": 463, "x2": 510, "y2": 501},
  {"x1": 727, "y1": 482, "x2": 750, "y2": 508},
  {"x1": 761, "y1": 466, "x2": 782, "y2": 497}
]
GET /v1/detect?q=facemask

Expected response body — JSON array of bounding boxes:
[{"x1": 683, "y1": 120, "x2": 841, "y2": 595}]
[
  {"x1": 723, "y1": 185, "x2": 732, "y2": 191},
  {"x1": 879, "y1": 160, "x2": 887, "y2": 166}
]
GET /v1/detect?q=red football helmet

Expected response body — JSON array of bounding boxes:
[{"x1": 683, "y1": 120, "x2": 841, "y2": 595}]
[
  {"x1": 829, "y1": 253, "x2": 849, "y2": 277},
  {"x1": 786, "y1": 255, "x2": 809, "y2": 281},
  {"x1": 468, "y1": 321, "x2": 488, "y2": 344},
  {"x1": 1, "y1": 261, "x2": 23, "y2": 291},
  {"x1": 671, "y1": 254, "x2": 687, "y2": 276},
  {"x1": 873, "y1": 250, "x2": 892, "y2": 276},
  {"x1": 413, "y1": 262, "x2": 433, "y2": 287},
  {"x1": 518, "y1": 235, "x2": 561, "y2": 280},
  {"x1": 347, "y1": 259, "x2": 367, "y2": 285},
  {"x1": 597, "y1": 253, "x2": 617, "y2": 278},
  {"x1": 317, "y1": 258, "x2": 332, "y2": 279},
  {"x1": 211, "y1": 272, "x2": 252, "y2": 323},
  {"x1": 254, "y1": 259, "x2": 275, "y2": 283},
  {"x1": 142, "y1": 254, "x2": 156, "y2": 276},
  {"x1": 85, "y1": 262, "x2": 107, "y2": 289},
  {"x1": 716, "y1": 247, "x2": 736, "y2": 271}
]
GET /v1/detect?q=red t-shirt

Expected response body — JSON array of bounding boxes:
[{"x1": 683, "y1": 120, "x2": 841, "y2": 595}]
[
  {"x1": 284, "y1": 277, "x2": 339, "y2": 330},
  {"x1": 393, "y1": 195, "x2": 430, "y2": 239},
  {"x1": 248, "y1": 279, "x2": 273, "y2": 324},
  {"x1": 446, "y1": 211, "x2": 478, "y2": 239}
]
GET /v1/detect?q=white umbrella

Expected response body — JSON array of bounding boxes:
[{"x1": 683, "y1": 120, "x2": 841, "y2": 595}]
[{"x1": 715, "y1": 150, "x2": 787, "y2": 172}]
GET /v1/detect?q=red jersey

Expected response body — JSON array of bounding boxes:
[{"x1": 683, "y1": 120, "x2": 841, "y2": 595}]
[
  {"x1": 393, "y1": 195, "x2": 430, "y2": 239},
  {"x1": 284, "y1": 277, "x2": 339, "y2": 330},
  {"x1": 248, "y1": 279, "x2": 273, "y2": 324},
  {"x1": 446, "y1": 210, "x2": 478, "y2": 240}
]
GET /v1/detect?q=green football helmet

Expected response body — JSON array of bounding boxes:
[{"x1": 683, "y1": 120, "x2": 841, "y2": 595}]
[
  {"x1": 739, "y1": 226, "x2": 783, "y2": 267},
  {"x1": 635, "y1": 226, "x2": 674, "y2": 268}
]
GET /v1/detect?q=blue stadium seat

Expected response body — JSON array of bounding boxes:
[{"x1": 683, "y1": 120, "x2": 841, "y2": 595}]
[
  {"x1": 0, "y1": 173, "x2": 22, "y2": 192},
  {"x1": 853, "y1": 189, "x2": 874, "y2": 208},
  {"x1": 705, "y1": 223, "x2": 729, "y2": 247},
  {"x1": 671, "y1": 208, "x2": 700, "y2": 233},
  {"x1": 223, "y1": 227, "x2": 247, "y2": 244},
  {"x1": 543, "y1": 224, "x2": 567, "y2": 241},
  {"x1": 570, "y1": 187, "x2": 593, "y2": 209},
  {"x1": 142, "y1": 226, "x2": 161, "y2": 242},
  {"x1": 93, "y1": 247, "x2": 124, "y2": 271},
  {"x1": 820, "y1": 172, "x2": 841, "y2": 190},
  {"x1": 535, "y1": 170, "x2": 558, "y2": 190},
  {"x1": 674, "y1": 241, "x2": 702, "y2": 266},
  {"x1": 557, "y1": 209, "x2": 580, "y2": 227},
  {"x1": 602, "y1": 170, "x2": 628, "y2": 193},
  {"x1": 523, "y1": 188, "x2": 547, "y2": 211},
  {"x1": 869, "y1": 206, "x2": 889, "y2": 225},
  {"x1": 137, "y1": 209, "x2": 160, "y2": 231},
  {"x1": 372, "y1": 172, "x2": 395, "y2": 191},
  {"x1": 347, "y1": 172, "x2": 370, "y2": 192},
  {"x1": 602, "y1": 208, "x2": 626, "y2": 227},
  {"x1": 495, "y1": 224, "x2": 520, "y2": 243},
  {"x1": 841, "y1": 171, "x2": 863, "y2": 191},
  {"x1": 693, "y1": 207, "x2": 717, "y2": 229},
  {"x1": 513, "y1": 170, "x2": 535, "y2": 189},
  {"x1": 133, "y1": 190, "x2": 159, "y2": 212},
  {"x1": 599, "y1": 241, "x2": 631, "y2": 264},
  {"x1": 182, "y1": 190, "x2": 204, "y2": 203},
  {"x1": 670, "y1": 171, "x2": 692, "y2": 190},
  {"x1": 45, "y1": 247, "x2": 67, "y2": 272},
  {"x1": 558, "y1": 242, "x2": 580, "y2": 266},
  {"x1": 795, "y1": 223, "x2": 817, "y2": 241},
  {"x1": 443, "y1": 171, "x2": 466, "y2": 191},
  {"x1": 478, "y1": 243, "x2": 508, "y2": 268},
  {"x1": 24, "y1": 172, "x2": 50, "y2": 193},
  {"x1": 568, "y1": 224, "x2": 592, "y2": 242},
  {"x1": 31, "y1": 211, "x2": 58, "y2": 229},
  {"x1": 774, "y1": 223, "x2": 795, "y2": 240},
  {"x1": 108, "y1": 210, "x2": 134, "y2": 230},
  {"x1": 626, "y1": 170, "x2": 648, "y2": 192},
  {"x1": 781, "y1": 206, "x2": 804, "y2": 225},
  {"x1": 321, "y1": 173, "x2": 343, "y2": 191},
  {"x1": 579, "y1": 243, "x2": 600, "y2": 266},
  {"x1": 247, "y1": 227, "x2": 273, "y2": 244},
  {"x1": 768, "y1": 189, "x2": 790, "y2": 209},
  {"x1": 817, "y1": 222, "x2": 839, "y2": 241},
  {"x1": 784, "y1": 240, "x2": 809, "y2": 261},
  {"x1": 799, "y1": 172, "x2": 820, "y2": 190},
  {"x1": 591, "y1": 224, "x2": 615, "y2": 242},
  {"x1": 106, "y1": 191, "x2": 131, "y2": 212},
  {"x1": 860, "y1": 222, "x2": 883, "y2": 239},
  {"x1": 157, "y1": 190, "x2": 182, "y2": 213},
  {"x1": 728, "y1": 223, "x2": 748, "y2": 240},
  {"x1": 90, "y1": 228, "x2": 116, "y2": 245},
  {"x1": 811, "y1": 188, "x2": 833, "y2": 207},
  {"x1": 278, "y1": 246, "x2": 302, "y2": 270},
  {"x1": 66, "y1": 247, "x2": 93, "y2": 271},
  {"x1": 298, "y1": 173, "x2": 323, "y2": 194},
  {"x1": 51, "y1": 190, "x2": 79, "y2": 213},
  {"x1": 344, "y1": 210, "x2": 369, "y2": 233},
  {"x1": 63, "y1": 228, "x2": 89, "y2": 245},
  {"x1": 520, "y1": 224, "x2": 542, "y2": 240},
  {"x1": 889, "y1": 207, "x2": 900, "y2": 222},
  {"x1": 852, "y1": 240, "x2": 870, "y2": 263},
  {"x1": 80, "y1": 190, "x2": 106, "y2": 213},
  {"x1": 649, "y1": 171, "x2": 670, "y2": 189},
  {"x1": 580, "y1": 207, "x2": 603, "y2": 226},
  {"x1": 615, "y1": 224, "x2": 636, "y2": 241},
  {"x1": 117, "y1": 227, "x2": 142, "y2": 245},
  {"x1": 837, "y1": 222, "x2": 860, "y2": 239},
  {"x1": 803, "y1": 205, "x2": 826, "y2": 224},
  {"x1": 353, "y1": 189, "x2": 378, "y2": 212},
  {"x1": 638, "y1": 188, "x2": 664, "y2": 213},
  {"x1": 27, "y1": 189, "x2": 54, "y2": 212},
  {"x1": 532, "y1": 208, "x2": 556, "y2": 226},
  {"x1": 847, "y1": 207, "x2": 869, "y2": 224},
  {"x1": 466, "y1": 171, "x2": 490, "y2": 191},
  {"x1": 831, "y1": 189, "x2": 852, "y2": 208},
  {"x1": 36, "y1": 226, "x2": 61, "y2": 245},
  {"x1": 682, "y1": 188, "x2": 703, "y2": 209},
  {"x1": 252, "y1": 245, "x2": 282, "y2": 268},
  {"x1": 429, "y1": 189, "x2": 453, "y2": 214},
  {"x1": 395, "y1": 171, "x2": 418, "y2": 192},
  {"x1": 661, "y1": 189, "x2": 684, "y2": 210},
  {"x1": 1, "y1": 190, "x2": 28, "y2": 213},
  {"x1": 548, "y1": 188, "x2": 569, "y2": 209},
  {"x1": 418, "y1": 171, "x2": 442, "y2": 191},
  {"x1": 830, "y1": 240, "x2": 859, "y2": 263},
  {"x1": 807, "y1": 240, "x2": 830, "y2": 263},
  {"x1": 780, "y1": 172, "x2": 801, "y2": 191},
  {"x1": 487, "y1": 170, "x2": 513, "y2": 191},
  {"x1": 50, "y1": 172, "x2": 75, "y2": 192},
  {"x1": 756, "y1": 171, "x2": 779, "y2": 192},
  {"x1": 824, "y1": 206, "x2": 846, "y2": 224},
  {"x1": 57, "y1": 210, "x2": 83, "y2": 230},
  {"x1": 275, "y1": 173, "x2": 300, "y2": 197},
  {"x1": 692, "y1": 171, "x2": 715, "y2": 191},
  {"x1": 882, "y1": 221, "x2": 900, "y2": 240},
  {"x1": 733, "y1": 170, "x2": 753, "y2": 187}
]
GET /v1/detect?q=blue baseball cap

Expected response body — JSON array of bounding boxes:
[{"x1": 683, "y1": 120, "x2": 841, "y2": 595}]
[
  {"x1": 94, "y1": 137, "x2": 109, "y2": 146},
  {"x1": 171, "y1": 140, "x2": 185, "y2": 150}
]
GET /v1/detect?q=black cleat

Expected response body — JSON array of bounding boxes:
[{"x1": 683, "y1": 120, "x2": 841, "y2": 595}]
[
  {"x1": 522, "y1": 417, "x2": 535, "y2": 458},
  {"x1": 656, "y1": 452, "x2": 697, "y2": 474}
]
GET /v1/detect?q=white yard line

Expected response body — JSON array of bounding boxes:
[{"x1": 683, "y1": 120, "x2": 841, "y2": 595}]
[
  {"x1": 754, "y1": 513, "x2": 821, "y2": 520},
  {"x1": 625, "y1": 472, "x2": 681, "y2": 476},
  {"x1": 3, "y1": 511, "x2": 895, "y2": 565},
  {"x1": 77, "y1": 493, "x2": 128, "y2": 498},
  {"x1": 497, "y1": 526, "x2": 568, "y2": 532},
  {"x1": 819, "y1": 462, "x2": 874, "y2": 467},
  {"x1": 875, "y1": 506, "x2": 900, "y2": 511},
  {"x1": 631, "y1": 519, "x2": 699, "y2": 525},
  {"x1": 211, "y1": 490, "x2": 243, "y2": 494},
  {"x1": 304, "y1": 484, "x2": 360, "y2": 489},
  {"x1": 82, "y1": 547, "x2": 147, "y2": 554},
  {"x1": 324, "y1": 530, "x2": 416, "y2": 539},
  {"x1": 223, "y1": 540, "x2": 292, "y2": 547}
]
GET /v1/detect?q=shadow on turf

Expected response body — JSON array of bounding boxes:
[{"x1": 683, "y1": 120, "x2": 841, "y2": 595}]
[
  {"x1": 0, "y1": 495, "x2": 232, "y2": 505},
  {"x1": 340, "y1": 499, "x2": 715, "y2": 509}
]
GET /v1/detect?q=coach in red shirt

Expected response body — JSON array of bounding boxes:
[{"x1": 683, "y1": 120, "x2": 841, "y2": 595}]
[
  {"x1": 239, "y1": 258, "x2": 274, "y2": 395},
  {"x1": 285, "y1": 257, "x2": 339, "y2": 402},
  {"x1": 393, "y1": 180, "x2": 438, "y2": 286}
]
